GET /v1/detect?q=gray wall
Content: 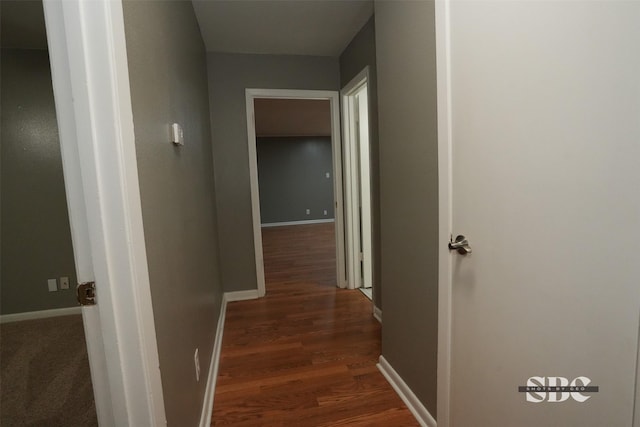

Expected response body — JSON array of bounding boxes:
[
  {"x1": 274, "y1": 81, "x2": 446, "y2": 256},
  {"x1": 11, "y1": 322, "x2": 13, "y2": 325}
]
[
  {"x1": 207, "y1": 52, "x2": 339, "y2": 292},
  {"x1": 257, "y1": 137, "x2": 334, "y2": 224},
  {"x1": 0, "y1": 48, "x2": 78, "y2": 314},
  {"x1": 339, "y1": 16, "x2": 382, "y2": 310},
  {"x1": 375, "y1": 0, "x2": 439, "y2": 417},
  {"x1": 122, "y1": 2, "x2": 223, "y2": 426}
]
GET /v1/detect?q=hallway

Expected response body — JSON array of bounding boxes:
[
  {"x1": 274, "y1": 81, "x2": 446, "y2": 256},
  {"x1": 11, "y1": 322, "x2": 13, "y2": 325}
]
[{"x1": 211, "y1": 223, "x2": 417, "y2": 426}]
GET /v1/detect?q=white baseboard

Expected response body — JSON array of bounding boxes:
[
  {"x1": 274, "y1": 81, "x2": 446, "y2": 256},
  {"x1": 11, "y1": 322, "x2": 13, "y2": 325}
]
[
  {"x1": 261, "y1": 218, "x2": 335, "y2": 228},
  {"x1": 198, "y1": 295, "x2": 229, "y2": 427},
  {"x1": 377, "y1": 356, "x2": 437, "y2": 427},
  {"x1": 198, "y1": 289, "x2": 262, "y2": 426},
  {"x1": 0, "y1": 306, "x2": 82, "y2": 324},
  {"x1": 373, "y1": 306, "x2": 382, "y2": 324},
  {"x1": 224, "y1": 289, "x2": 260, "y2": 302}
]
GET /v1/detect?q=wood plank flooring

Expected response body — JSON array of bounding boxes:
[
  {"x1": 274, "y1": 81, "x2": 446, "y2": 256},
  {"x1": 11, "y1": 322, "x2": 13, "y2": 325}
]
[{"x1": 211, "y1": 223, "x2": 418, "y2": 426}]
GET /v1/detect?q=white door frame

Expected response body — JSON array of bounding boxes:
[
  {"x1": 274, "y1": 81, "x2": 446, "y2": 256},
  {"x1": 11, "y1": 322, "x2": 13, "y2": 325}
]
[
  {"x1": 635, "y1": 312, "x2": 640, "y2": 427},
  {"x1": 245, "y1": 89, "x2": 346, "y2": 295},
  {"x1": 341, "y1": 67, "x2": 374, "y2": 290},
  {"x1": 435, "y1": 0, "x2": 454, "y2": 424},
  {"x1": 43, "y1": 1, "x2": 166, "y2": 425}
]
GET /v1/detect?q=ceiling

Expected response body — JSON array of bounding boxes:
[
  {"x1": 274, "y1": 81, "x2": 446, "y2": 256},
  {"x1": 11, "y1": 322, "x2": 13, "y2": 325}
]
[
  {"x1": 1, "y1": 0, "x2": 48, "y2": 50},
  {"x1": 192, "y1": 0, "x2": 374, "y2": 57},
  {"x1": 254, "y1": 98, "x2": 331, "y2": 136},
  {"x1": 0, "y1": 0, "x2": 374, "y2": 56}
]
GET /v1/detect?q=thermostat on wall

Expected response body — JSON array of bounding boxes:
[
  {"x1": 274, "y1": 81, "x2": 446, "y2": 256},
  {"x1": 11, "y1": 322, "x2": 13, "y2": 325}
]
[{"x1": 171, "y1": 123, "x2": 184, "y2": 146}]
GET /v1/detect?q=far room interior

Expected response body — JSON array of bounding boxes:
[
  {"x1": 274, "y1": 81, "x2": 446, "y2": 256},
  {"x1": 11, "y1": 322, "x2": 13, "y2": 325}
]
[{"x1": 253, "y1": 98, "x2": 339, "y2": 291}]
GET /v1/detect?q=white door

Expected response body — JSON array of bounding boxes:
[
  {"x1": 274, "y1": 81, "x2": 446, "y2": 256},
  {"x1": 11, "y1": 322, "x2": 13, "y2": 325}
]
[{"x1": 446, "y1": 1, "x2": 640, "y2": 426}]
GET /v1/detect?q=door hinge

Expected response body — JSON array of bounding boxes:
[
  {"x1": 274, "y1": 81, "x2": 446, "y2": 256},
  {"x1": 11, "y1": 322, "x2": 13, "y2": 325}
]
[{"x1": 77, "y1": 282, "x2": 96, "y2": 306}]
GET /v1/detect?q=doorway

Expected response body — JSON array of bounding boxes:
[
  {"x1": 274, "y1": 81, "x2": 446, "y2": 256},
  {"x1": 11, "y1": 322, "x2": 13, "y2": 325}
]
[
  {"x1": 342, "y1": 68, "x2": 374, "y2": 298},
  {"x1": 255, "y1": 98, "x2": 337, "y2": 288},
  {"x1": 40, "y1": 0, "x2": 167, "y2": 424},
  {"x1": 246, "y1": 89, "x2": 346, "y2": 295},
  {"x1": 0, "y1": 1, "x2": 98, "y2": 424}
]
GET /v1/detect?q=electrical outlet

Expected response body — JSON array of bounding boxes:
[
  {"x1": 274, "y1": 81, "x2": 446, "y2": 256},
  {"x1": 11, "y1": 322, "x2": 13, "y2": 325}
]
[
  {"x1": 60, "y1": 277, "x2": 70, "y2": 290},
  {"x1": 194, "y1": 348, "x2": 201, "y2": 382},
  {"x1": 323, "y1": 210, "x2": 328, "y2": 216},
  {"x1": 47, "y1": 278, "x2": 57, "y2": 292},
  {"x1": 325, "y1": 172, "x2": 330, "y2": 178},
  {"x1": 306, "y1": 209, "x2": 310, "y2": 215}
]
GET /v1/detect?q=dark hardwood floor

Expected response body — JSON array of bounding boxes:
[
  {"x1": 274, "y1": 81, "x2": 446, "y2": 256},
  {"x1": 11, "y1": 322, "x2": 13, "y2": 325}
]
[{"x1": 211, "y1": 222, "x2": 417, "y2": 426}]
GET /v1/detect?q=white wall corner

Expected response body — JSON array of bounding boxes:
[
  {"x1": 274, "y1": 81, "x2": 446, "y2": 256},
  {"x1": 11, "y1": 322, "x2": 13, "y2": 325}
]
[
  {"x1": 373, "y1": 306, "x2": 382, "y2": 324},
  {"x1": 198, "y1": 296, "x2": 228, "y2": 427},
  {"x1": 224, "y1": 289, "x2": 260, "y2": 302},
  {"x1": 377, "y1": 356, "x2": 437, "y2": 427}
]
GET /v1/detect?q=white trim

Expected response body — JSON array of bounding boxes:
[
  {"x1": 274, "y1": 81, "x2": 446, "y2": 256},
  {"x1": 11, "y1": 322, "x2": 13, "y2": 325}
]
[
  {"x1": 0, "y1": 307, "x2": 82, "y2": 324},
  {"x1": 261, "y1": 218, "x2": 335, "y2": 228},
  {"x1": 435, "y1": 0, "x2": 454, "y2": 425},
  {"x1": 373, "y1": 306, "x2": 382, "y2": 324},
  {"x1": 199, "y1": 290, "x2": 266, "y2": 426},
  {"x1": 246, "y1": 91, "x2": 267, "y2": 298},
  {"x1": 199, "y1": 295, "x2": 228, "y2": 427},
  {"x1": 341, "y1": 67, "x2": 369, "y2": 97},
  {"x1": 342, "y1": 87, "x2": 359, "y2": 289},
  {"x1": 377, "y1": 356, "x2": 437, "y2": 427},
  {"x1": 356, "y1": 88, "x2": 373, "y2": 289},
  {"x1": 340, "y1": 67, "x2": 374, "y2": 291},
  {"x1": 634, "y1": 309, "x2": 640, "y2": 427},
  {"x1": 224, "y1": 289, "x2": 261, "y2": 302},
  {"x1": 43, "y1": 4, "x2": 93, "y2": 280},
  {"x1": 43, "y1": 0, "x2": 166, "y2": 425},
  {"x1": 43, "y1": 2, "x2": 114, "y2": 423},
  {"x1": 246, "y1": 89, "x2": 347, "y2": 295}
]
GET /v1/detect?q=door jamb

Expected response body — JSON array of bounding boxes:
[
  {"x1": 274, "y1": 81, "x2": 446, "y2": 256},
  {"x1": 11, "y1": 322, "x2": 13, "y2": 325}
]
[
  {"x1": 340, "y1": 67, "x2": 373, "y2": 291},
  {"x1": 245, "y1": 89, "x2": 346, "y2": 295},
  {"x1": 435, "y1": 0, "x2": 454, "y2": 425},
  {"x1": 43, "y1": 0, "x2": 166, "y2": 425},
  {"x1": 43, "y1": 2, "x2": 114, "y2": 424},
  {"x1": 634, "y1": 310, "x2": 640, "y2": 426}
]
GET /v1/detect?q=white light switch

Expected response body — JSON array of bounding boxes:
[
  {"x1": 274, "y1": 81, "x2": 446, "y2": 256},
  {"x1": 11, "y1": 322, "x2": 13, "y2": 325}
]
[
  {"x1": 60, "y1": 277, "x2": 70, "y2": 290},
  {"x1": 47, "y1": 279, "x2": 57, "y2": 292},
  {"x1": 325, "y1": 172, "x2": 330, "y2": 178},
  {"x1": 171, "y1": 123, "x2": 184, "y2": 146},
  {"x1": 324, "y1": 210, "x2": 328, "y2": 216}
]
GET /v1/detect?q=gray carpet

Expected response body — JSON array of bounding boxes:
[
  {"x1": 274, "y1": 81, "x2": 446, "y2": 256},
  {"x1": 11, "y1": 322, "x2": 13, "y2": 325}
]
[{"x1": 0, "y1": 314, "x2": 98, "y2": 426}]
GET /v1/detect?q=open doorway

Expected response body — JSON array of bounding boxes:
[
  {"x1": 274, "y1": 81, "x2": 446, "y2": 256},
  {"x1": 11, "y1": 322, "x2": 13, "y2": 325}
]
[
  {"x1": 254, "y1": 98, "x2": 337, "y2": 290},
  {"x1": 0, "y1": 1, "x2": 97, "y2": 424},
  {"x1": 341, "y1": 68, "x2": 374, "y2": 300},
  {"x1": 245, "y1": 89, "x2": 346, "y2": 295}
]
